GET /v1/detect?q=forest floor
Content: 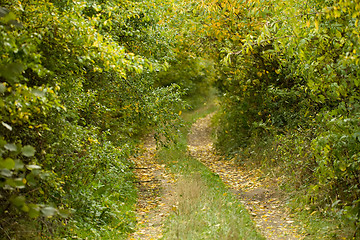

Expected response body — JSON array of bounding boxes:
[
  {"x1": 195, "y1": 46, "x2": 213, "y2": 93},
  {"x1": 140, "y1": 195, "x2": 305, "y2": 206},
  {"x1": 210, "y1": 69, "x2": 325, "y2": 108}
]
[{"x1": 128, "y1": 112, "x2": 305, "y2": 240}]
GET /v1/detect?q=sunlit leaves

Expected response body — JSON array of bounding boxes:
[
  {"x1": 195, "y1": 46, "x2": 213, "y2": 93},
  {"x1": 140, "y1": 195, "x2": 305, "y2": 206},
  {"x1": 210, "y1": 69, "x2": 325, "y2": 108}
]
[
  {"x1": 1, "y1": 0, "x2": 190, "y2": 238},
  {"x1": 41, "y1": 206, "x2": 58, "y2": 217},
  {"x1": 208, "y1": 0, "x2": 360, "y2": 229},
  {"x1": 0, "y1": 158, "x2": 15, "y2": 170},
  {"x1": 4, "y1": 143, "x2": 17, "y2": 152},
  {"x1": 21, "y1": 145, "x2": 35, "y2": 157}
]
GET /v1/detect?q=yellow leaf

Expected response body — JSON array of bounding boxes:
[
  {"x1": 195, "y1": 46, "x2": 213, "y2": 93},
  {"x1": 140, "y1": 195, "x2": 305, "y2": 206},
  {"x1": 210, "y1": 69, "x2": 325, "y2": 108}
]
[
  {"x1": 314, "y1": 19, "x2": 319, "y2": 30},
  {"x1": 339, "y1": 164, "x2": 346, "y2": 171},
  {"x1": 334, "y1": 10, "x2": 341, "y2": 18}
]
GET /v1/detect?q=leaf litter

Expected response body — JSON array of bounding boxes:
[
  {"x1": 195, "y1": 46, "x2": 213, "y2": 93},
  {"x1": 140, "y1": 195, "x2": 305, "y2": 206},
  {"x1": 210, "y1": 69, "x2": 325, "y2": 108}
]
[{"x1": 127, "y1": 135, "x2": 177, "y2": 240}]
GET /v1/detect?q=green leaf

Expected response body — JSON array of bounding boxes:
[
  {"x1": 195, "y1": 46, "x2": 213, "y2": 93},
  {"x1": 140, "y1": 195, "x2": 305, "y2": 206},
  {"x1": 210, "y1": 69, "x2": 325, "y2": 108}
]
[
  {"x1": 26, "y1": 164, "x2": 41, "y2": 170},
  {"x1": 339, "y1": 163, "x2": 346, "y2": 172},
  {"x1": 1, "y1": 121, "x2": 12, "y2": 131},
  {"x1": 1, "y1": 169, "x2": 12, "y2": 177},
  {"x1": 0, "y1": 83, "x2": 5, "y2": 93},
  {"x1": 0, "y1": 158, "x2": 15, "y2": 170},
  {"x1": 21, "y1": 204, "x2": 30, "y2": 212},
  {"x1": 4, "y1": 143, "x2": 17, "y2": 152},
  {"x1": 25, "y1": 172, "x2": 36, "y2": 186},
  {"x1": 22, "y1": 145, "x2": 35, "y2": 157},
  {"x1": 1, "y1": 11, "x2": 16, "y2": 23},
  {"x1": 31, "y1": 89, "x2": 45, "y2": 98},
  {"x1": 11, "y1": 195, "x2": 26, "y2": 207},
  {"x1": 14, "y1": 159, "x2": 24, "y2": 170},
  {"x1": 0, "y1": 63, "x2": 24, "y2": 82},
  {"x1": 5, "y1": 178, "x2": 16, "y2": 187},
  {"x1": 14, "y1": 178, "x2": 26, "y2": 188},
  {"x1": 41, "y1": 206, "x2": 58, "y2": 217},
  {"x1": 28, "y1": 204, "x2": 40, "y2": 218}
]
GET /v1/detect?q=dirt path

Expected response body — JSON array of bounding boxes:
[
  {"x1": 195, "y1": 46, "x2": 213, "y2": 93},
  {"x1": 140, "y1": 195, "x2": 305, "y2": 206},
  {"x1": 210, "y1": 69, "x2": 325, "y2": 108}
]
[
  {"x1": 127, "y1": 136, "x2": 176, "y2": 240},
  {"x1": 129, "y1": 113, "x2": 305, "y2": 240},
  {"x1": 188, "y1": 113, "x2": 305, "y2": 240}
]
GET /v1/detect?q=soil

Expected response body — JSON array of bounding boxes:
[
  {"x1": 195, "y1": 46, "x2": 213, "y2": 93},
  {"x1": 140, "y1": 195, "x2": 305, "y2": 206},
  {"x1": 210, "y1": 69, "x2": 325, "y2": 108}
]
[{"x1": 127, "y1": 135, "x2": 176, "y2": 240}]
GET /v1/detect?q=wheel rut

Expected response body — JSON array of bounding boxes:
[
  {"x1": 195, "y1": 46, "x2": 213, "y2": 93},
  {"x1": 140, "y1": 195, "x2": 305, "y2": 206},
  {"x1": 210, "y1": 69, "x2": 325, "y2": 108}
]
[{"x1": 127, "y1": 136, "x2": 176, "y2": 240}]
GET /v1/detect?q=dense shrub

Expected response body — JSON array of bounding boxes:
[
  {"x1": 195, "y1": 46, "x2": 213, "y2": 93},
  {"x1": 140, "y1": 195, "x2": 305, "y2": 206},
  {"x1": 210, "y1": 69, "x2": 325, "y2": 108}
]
[
  {"x1": 204, "y1": 0, "x2": 360, "y2": 232},
  {"x1": 0, "y1": 0, "x2": 186, "y2": 238}
]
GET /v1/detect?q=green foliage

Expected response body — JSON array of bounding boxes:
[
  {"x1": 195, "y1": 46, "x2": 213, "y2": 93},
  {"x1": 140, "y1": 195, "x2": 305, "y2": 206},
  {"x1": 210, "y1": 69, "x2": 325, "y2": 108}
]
[
  {"x1": 3, "y1": 0, "x2": 358, "y2": 237},
  {"x1": 0, "y1": 7, "x2": 69, "y2": 238},
  {"x1": 0, "y1": 0, "x2": 188, "y2": 238},
  {"x1": 312, "y1": 110, "x2": 360, "y2": 223},
  {"x1": 192, "y1": 0, "x2": 360, "y2": 235},
  {"x1": 155, "y1": 57, "x2": 216, "y2": 107}
]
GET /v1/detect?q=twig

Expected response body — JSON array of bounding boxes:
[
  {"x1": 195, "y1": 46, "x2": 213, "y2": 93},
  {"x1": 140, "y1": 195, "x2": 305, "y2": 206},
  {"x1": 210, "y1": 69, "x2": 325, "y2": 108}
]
[
  {"x1": 0, "y1": 225, "x2": 11, "y2": 240},
  {"x1": 134, "y1": 180, "x2": 161, "y2": 183}
]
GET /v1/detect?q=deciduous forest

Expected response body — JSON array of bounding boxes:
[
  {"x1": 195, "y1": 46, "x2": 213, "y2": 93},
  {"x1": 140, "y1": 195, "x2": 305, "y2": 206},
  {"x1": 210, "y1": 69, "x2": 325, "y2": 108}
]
[{"x1": 1, "y1": 0, "x2": 359, "y2": 239}]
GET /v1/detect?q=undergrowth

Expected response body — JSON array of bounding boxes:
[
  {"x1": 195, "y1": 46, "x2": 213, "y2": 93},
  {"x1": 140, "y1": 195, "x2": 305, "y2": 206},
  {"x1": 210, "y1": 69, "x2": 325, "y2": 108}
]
[{"x1": 226, "y1": 132, "x2": 357, "y2": 240}]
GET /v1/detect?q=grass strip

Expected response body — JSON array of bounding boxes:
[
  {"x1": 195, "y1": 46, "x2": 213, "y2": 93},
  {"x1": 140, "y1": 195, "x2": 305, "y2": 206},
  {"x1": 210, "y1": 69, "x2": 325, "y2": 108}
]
[{"x1": 157, "y1": 106, "x2": 264, "y2": 240}]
